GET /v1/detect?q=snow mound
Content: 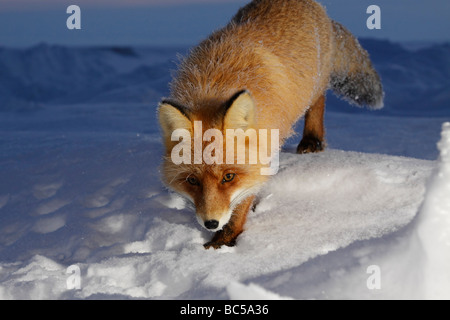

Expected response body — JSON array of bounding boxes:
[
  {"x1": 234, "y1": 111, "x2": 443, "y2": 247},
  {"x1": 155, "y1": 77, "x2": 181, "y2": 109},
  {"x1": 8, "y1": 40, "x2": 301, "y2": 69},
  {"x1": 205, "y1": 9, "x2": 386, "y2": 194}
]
[
  {"x1": 417, "y1": 122, "x2": 450, "y2": 299},
  {"x1": 0, "y1": 133, "x2": 436, "y2": 299}
]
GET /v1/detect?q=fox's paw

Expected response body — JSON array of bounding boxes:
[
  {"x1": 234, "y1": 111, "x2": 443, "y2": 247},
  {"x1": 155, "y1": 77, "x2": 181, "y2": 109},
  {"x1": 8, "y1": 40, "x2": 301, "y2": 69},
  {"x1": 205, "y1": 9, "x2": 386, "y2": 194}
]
[
  {"x1": 203, "y1": 229, "x2": 239, "y2": 250},
  {"x1": 203, "y1": 238, "x2": 236, "y2": 250},
  {"x1": 297, "y1": 136, "x2": 324, "y2": 154}
]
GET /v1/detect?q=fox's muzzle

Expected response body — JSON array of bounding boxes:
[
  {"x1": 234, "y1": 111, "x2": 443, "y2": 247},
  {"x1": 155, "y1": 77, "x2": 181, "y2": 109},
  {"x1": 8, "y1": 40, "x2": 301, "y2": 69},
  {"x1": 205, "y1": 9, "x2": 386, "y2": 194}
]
[{"x1": 196, "y1": 210, "x2": 232, "y2": 232}]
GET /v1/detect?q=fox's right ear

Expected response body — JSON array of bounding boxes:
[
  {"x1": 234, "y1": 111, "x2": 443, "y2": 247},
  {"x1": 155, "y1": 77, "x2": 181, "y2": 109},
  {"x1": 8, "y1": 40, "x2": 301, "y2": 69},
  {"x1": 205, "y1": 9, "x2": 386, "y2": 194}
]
[
  {"x1": 223, "y1": 90, "x2": 256, "y2": 130},
  {"x1": 158, "y1": 101, "x2": 192, "y2": 141}
]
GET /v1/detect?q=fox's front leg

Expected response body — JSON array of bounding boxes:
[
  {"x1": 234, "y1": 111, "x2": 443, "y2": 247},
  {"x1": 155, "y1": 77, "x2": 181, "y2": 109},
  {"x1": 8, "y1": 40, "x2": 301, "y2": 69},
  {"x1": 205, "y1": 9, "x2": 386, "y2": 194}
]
[{"x1": 204, "y1": 195, "x2": 255, "y2": 249}]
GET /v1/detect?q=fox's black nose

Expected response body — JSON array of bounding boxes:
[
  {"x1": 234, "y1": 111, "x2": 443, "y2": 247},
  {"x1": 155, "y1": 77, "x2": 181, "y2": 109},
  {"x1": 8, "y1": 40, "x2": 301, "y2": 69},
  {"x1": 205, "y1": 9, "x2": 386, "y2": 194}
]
[{"x1": 204, "y1": 220, "x2": 219, "y2": 230}]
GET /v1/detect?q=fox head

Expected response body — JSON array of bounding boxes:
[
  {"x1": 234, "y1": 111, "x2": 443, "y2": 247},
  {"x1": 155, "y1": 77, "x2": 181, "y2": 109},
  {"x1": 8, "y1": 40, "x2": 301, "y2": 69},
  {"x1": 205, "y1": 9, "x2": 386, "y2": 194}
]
[{"x1": 158, "y1": 90, "x2": 270, "y2": 232}]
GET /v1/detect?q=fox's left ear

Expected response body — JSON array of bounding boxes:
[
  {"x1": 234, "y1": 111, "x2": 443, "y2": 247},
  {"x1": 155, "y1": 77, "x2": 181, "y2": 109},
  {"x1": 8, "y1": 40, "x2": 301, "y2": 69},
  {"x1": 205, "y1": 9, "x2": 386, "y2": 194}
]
[
  {"x1": 158, "y1": 100, "x2": 192, "y2": 142},
  {"x1": 223, "y1": 90, "x2": 256, "y2": 130}
]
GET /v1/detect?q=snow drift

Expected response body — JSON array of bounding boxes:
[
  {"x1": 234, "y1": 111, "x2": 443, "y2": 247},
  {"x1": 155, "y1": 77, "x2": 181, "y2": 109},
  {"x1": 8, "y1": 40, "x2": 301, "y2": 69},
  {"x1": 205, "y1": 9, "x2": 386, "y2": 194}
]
[
  {"x1": 0, "y1": 132, "x2": 443, "y2": 299},
  {"x1": 0, "y1": 41, "x2": 449, "y2": 300},
  {"x1": 417, "y1": 123, "x2": 450, "y2": 299}
]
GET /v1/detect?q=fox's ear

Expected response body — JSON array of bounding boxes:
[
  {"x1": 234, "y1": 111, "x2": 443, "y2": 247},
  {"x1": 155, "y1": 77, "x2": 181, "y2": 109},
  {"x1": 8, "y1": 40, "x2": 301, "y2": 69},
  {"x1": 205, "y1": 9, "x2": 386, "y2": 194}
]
[
  {"x1": 223, "y1": 90, "x2": 256, "y2": 130},
  {"x1": 158, "y1": 101, "x2": 192, "y2": 140}
]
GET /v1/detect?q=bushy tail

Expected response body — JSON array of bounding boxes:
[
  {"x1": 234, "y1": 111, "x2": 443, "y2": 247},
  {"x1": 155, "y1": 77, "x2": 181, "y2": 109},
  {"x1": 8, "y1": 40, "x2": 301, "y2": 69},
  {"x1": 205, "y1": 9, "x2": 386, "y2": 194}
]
[{"x1": 330, "y1": 21, "x2": 384, "y2": 109}]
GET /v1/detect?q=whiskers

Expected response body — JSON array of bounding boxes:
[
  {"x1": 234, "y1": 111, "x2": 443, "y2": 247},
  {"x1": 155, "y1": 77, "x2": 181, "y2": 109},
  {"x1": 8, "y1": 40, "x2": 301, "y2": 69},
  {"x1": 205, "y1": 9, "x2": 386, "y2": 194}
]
[
  {"x1": 229, "y1": 184, "x2": 263, "y2": 212},
  {"x1": 177, "y1": 193, "x2": 196, "y2": 212}
]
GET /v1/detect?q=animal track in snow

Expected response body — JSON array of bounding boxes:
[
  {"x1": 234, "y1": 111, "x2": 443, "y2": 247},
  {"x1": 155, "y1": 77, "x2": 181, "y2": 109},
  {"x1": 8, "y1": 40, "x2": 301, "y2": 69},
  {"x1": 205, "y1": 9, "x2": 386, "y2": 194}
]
[
  {"x1": 82, "y1": 177, "x2": 130, "y2": 209},
  {"x1": 35, "y1": 198, "x2": 72, "y2": 216},
  {"x1": 32, "y1": 182, "x2": 64, "y2": 200},
  {"x1": 0, "y1": 194, "x2": 10, "y2": 210},
  {"x1": 32, "y1": 215, "x2": 66, "y2": 234}
]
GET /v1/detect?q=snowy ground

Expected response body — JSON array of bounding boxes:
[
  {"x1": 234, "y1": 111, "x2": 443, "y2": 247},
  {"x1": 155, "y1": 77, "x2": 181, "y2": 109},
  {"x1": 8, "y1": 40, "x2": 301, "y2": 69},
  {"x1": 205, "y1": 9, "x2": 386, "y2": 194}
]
[{"x1": 0, "y1": 41, "x2": 449, "y2": 300}]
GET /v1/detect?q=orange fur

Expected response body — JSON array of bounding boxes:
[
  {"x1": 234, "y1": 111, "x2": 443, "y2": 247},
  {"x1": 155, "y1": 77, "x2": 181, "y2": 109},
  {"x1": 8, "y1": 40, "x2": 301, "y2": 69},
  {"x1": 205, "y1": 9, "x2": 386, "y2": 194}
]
[{"x1": 158, "y1": 0, "x2": 383, "y2": 249}]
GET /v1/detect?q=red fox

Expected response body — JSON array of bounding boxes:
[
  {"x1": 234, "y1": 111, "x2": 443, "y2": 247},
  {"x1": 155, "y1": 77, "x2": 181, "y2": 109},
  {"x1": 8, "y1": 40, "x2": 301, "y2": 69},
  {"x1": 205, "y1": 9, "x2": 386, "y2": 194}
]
[{"x1": 158, "y1": 0, "x2": 383, "y2": 249}]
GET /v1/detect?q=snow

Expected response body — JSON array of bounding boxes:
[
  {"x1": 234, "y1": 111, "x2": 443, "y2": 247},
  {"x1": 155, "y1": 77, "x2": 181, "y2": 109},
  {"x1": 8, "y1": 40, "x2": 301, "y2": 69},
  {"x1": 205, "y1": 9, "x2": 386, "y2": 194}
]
[
  {"x1": 0, "y1": 40, "x2": 450, "y2": 300},
  {"x1": 417, "y1": 123, "x2": 450, "y2": 299},
  {"x1": 227, "y1": 282, "x2": 293, "y2": 300}
]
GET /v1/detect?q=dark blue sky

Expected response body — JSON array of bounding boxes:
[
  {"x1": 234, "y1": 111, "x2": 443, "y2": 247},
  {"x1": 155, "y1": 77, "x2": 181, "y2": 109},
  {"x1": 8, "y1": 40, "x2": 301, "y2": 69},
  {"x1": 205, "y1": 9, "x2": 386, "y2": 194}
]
[{"x1": 0, "y1": 0, "x2": 449, "y2": 47}]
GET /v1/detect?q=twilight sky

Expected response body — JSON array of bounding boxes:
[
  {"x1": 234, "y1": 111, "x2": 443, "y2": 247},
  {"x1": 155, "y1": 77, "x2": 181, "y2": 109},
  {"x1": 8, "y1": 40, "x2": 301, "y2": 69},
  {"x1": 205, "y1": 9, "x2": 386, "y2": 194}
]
[{"x1": 0, "y1": 0, "x2": 449, "y2": 47}]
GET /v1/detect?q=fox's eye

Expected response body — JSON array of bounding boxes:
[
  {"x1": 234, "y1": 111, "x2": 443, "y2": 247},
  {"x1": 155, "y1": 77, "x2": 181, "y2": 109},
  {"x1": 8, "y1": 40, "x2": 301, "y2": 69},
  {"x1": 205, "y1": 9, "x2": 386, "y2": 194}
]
[
  {"x1": 187, "y1": 176, "x2": 200, "y2": 186},
  {"x1": 222, "y1": 173, "x2": 236, "y2": 184}
]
